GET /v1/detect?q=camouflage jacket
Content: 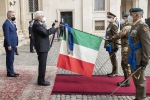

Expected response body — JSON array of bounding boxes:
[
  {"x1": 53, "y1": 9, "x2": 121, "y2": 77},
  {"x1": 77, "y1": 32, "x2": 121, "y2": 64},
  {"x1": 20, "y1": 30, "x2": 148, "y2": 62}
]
[{"x1": 112, "y1": 22, "x2": 132, "y2": 47}]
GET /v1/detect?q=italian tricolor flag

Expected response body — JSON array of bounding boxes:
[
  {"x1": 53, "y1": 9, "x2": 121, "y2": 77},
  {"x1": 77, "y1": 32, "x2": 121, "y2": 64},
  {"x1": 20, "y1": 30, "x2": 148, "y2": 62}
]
[{"x1": 57, "y1": 26, "x2": 102, "y2": 77}]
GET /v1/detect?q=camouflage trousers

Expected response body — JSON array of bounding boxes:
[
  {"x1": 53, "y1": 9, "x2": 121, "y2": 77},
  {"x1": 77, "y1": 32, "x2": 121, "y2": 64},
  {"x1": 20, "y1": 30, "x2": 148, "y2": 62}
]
[{"x1": 121, "y1": 47, "x2": 131, "y2": 83}]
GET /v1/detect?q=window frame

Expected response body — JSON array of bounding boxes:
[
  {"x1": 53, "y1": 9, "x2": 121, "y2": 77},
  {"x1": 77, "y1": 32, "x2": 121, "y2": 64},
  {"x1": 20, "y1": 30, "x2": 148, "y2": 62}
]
[
  {"x1": 93, "y1": 0, "x2": 107, "y2": 12},
  {"x1": 28, "y1": 0, "x2": 39, "y2": 13}
]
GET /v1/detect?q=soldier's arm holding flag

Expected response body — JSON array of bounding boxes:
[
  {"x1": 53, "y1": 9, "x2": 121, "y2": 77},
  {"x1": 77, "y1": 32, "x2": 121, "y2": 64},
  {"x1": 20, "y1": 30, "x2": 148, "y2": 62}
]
[{"x1": 111, "y1": 25, "x2": 131, "y2": 41}]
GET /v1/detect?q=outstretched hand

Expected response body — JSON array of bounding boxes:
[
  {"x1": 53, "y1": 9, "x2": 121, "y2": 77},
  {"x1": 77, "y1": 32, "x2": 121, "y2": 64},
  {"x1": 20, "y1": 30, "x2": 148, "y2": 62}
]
[
  {"x1": 106, "y1": 39, "x2": 113, "y2": 42},
  {"x1": 54, "y1": 22, "x2": 59, "y2": 28}
]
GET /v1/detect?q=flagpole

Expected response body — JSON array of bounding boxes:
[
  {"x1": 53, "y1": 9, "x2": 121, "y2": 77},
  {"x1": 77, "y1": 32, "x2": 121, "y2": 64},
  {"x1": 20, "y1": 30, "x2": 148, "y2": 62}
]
[{"x1": 96, "y1": 52, "x2": 116, "y2": 73}]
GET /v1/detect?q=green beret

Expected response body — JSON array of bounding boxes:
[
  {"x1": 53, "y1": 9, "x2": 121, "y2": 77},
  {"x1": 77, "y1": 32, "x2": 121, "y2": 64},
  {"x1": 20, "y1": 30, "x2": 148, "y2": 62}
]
[
  {"x1": 123, "y1": 14, "x2": 129, "y2": 18},
  {"x1": 129, "y1": 8, "x2": 143, "y2": 12},
  {"x1": 107, "y1": 12, "x2": 116, "y2": 17}
]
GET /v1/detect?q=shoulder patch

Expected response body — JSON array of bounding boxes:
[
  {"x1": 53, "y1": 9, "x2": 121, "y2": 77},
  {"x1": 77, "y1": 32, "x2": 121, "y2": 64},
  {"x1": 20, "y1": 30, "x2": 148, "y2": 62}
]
[{"x1": 143, "y1": 26, "x2": 148, "y2": 32}]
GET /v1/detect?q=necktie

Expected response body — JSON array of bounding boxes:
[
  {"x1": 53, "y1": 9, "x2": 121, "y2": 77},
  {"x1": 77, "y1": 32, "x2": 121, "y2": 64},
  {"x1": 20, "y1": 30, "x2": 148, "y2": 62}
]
[{"x1": 11, "y1": 22, "x2": 15, "y2": 27}]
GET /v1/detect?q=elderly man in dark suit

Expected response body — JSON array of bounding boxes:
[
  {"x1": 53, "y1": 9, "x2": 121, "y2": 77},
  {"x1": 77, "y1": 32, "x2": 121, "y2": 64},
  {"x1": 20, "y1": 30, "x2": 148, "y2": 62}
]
[
  {"x1": 32, "y1": 11, "x2": 59, "y2": 86},
  {"x1": 2, "y1": 11, "x2": 19, "y2": 77}
]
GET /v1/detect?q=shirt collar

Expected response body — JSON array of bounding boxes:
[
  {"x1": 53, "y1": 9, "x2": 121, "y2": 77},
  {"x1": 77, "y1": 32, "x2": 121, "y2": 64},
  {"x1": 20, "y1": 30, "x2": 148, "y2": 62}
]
[
  {"x1": 38, "y1": 21, "x2": 43, "y2": 25},
  {"x1": 133, "y1": 19, "x2": 141, "y2": 25},
  {"x1": 7, "y1": 19, "x2": 13, "y2": 23}
]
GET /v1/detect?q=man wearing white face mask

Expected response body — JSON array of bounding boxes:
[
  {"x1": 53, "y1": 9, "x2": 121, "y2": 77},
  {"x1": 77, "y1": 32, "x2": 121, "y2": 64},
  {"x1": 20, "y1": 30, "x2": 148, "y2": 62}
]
[
  {"x1": 32, "y1": 11, "x2": 59, "y2": 86},
  {"x1": 110, "y1": 14, "x2": 132, "y2": 87},
  {"x1": 104, "y1": 12, "x2": 119, "y2": 77},
  {"x1": 42, "y1": 17, "x2": 47, "y2": 28},
  {"x1": 127, "y1": 8, "x2": 150, "y2": 100}
]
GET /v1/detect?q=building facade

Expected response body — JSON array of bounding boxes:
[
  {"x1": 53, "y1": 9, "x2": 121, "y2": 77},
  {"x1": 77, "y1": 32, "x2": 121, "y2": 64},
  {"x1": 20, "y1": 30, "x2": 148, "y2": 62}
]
[{"x1": 0, "y1": 0, "x2": 150, "y2": 39}]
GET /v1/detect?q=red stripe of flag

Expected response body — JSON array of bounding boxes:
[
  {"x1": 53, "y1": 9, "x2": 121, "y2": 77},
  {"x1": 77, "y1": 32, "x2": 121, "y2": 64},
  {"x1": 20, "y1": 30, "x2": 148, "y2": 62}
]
[{"x1": 57, "y1": 54, "x2": 94, "y2": 77}]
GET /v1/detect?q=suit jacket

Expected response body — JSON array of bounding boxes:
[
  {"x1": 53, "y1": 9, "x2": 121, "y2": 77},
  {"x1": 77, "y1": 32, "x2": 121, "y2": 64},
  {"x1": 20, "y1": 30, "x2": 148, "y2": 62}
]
[
  {"x1": 32, "y1": 20, "x2": 57, "y2": 52},
  {"x1": 127, "y1": 20, "x2": 150, "y2": 65},
  {"x1": 60, "y1": 21, "x2": 65, "y2": 30},
  {"x1": 28, "y1": 25, "x2": 34, "y2": 38},
  {"x1": 2, "y1": 19, "x2": 18, "y2": 47},
  {"x1": 104, "y1": 22, "x2": 119, "y2": 49}
]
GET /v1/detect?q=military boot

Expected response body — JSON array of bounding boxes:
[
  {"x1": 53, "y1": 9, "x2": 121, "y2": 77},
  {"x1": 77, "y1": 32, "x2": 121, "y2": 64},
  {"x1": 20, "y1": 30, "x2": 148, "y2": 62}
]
[{"x1": 117, "y1": 81, "x2": 130, "y2": 87}]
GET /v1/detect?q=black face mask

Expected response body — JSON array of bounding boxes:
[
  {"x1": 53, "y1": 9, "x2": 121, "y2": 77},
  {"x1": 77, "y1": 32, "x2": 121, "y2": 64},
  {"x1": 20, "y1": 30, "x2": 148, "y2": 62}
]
[{"x1": 11, "y1": 17, "x2": 16, "y2": 21}]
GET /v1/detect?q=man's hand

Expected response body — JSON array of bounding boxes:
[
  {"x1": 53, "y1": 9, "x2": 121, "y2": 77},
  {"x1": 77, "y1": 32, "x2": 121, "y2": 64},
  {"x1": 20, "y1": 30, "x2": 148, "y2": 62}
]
[
  {"x1": 114, "y1": 48, "x2": 118, "y2": 52},
  {"x1": 54, "y1": 22, "x2": 59, "y2": 28},
  {"x1": 140, "y1": 61, "x2": 147, "y2": 68},
  {"x1": 8, "y1": 46, "x2": 12, "y2": 51},
  {"x1": 106, "y1": 39, "x2": 113, "y2": 42}
]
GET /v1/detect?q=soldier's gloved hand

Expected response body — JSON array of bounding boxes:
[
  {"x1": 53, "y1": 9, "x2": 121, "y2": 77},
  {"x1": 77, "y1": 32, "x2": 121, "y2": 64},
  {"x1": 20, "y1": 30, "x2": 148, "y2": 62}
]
[
  {"x1": 140, "y1": 61, "x2": 147, "y2": 68},
  {"x1": 106, "y1": 39, "x2": 113, "y2": 42},
  {"x1": 114, "y1": 48, "x2": 118, "y2": 52}
]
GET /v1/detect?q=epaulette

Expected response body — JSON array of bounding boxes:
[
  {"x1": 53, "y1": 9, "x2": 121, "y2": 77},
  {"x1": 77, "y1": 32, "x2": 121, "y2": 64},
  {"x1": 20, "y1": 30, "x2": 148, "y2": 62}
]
[
  {"x1": 113, "y1": 22, "x2": 118, "y2": 26},
  {"x1": 139, "y1": 22, "x2": 150, "y2": 31}
]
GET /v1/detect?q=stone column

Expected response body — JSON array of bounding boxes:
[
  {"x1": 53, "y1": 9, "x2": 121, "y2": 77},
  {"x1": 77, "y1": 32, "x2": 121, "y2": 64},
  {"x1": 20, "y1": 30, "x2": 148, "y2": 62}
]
[
  {"x1": 82, "y1": 0, "x2": 92, "y2": 33},
  {"x1": 20, "y1": 0, "x2": 28, "y2": 38},
  {"x1": 109, "y1": 0, "x2": 121, "y2": 23},
  {"x1": 132, "y1": 0, "x2": 139, "y2": 8},
  {"x1": 132, "y1": 0, "x2": 148, "y2": 21},
  {"x1": 139, "y1": 0, "x2": 148, "y2": 21},
  {"x1": 148, "y1": 0, "x2": 150, "y2": 18},
  {"x1": 0, "y1": 0, "x2": 7, "y2": 37},
  {"x1": 125, "y1": 0, "x2": 132, "y2": 14}
]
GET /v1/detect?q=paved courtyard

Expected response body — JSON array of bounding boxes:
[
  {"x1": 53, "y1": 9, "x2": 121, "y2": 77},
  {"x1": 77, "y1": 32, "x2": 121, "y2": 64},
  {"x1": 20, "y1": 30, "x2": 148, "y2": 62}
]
[{"x1": 0, "y1": 38, "x2": 150, "y2": 100}]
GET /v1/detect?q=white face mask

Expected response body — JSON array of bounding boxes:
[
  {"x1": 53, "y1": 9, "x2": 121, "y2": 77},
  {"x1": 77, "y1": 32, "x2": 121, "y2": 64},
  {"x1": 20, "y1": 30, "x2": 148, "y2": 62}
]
[
  {"x1": 127, "y1": 15, "x2": 133, "y2": 22},
  {"x1": 120, "y1": 19, "x2": 125, "y2": 24},
  {"x1": 107, "y1": 18, "x2": 111, "y2": 22},
  {"x1": 42, "y1": 17, "x2": 46, "y2": 22}
]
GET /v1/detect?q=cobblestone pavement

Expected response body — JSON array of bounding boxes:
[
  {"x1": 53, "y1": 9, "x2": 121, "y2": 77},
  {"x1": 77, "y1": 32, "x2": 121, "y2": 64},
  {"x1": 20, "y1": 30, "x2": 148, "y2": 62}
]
[{"x1": 0, "y1": 39, "x2": 150, "y2": 100}]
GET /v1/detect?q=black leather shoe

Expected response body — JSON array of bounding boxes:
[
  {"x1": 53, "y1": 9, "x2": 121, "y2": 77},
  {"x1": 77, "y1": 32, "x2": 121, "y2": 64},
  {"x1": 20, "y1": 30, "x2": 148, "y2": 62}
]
[
  {"x1": 38, "y1": 81, "x2": 50, "y2": 86},
  {"x1": 7, "y1": 73, "x2": 17, "y2": 77},
  {"x1": 108, "y1": 74, "x2": 118, "y2": 77},
  {"x1": 107, "y1": 73, "x2": 113, "y2": 76},
  {"x1": 30, "y1": 51, "x2": 35, "y2": 53},
  {"x1": 13, "y1": 72, "x2": 20, "y2": 76},
  {"x1": 118, "y1": 81, "x2": 130, "y2": 87},
  {"x1": 15, "y1": 53, "x2": 19, "y2": 55}
]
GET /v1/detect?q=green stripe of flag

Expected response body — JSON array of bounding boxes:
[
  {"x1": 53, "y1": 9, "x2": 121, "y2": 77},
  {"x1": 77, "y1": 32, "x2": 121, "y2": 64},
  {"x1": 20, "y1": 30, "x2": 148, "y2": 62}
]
[
  {"x1": 72, "y1": 29, "x2": 102, "y2": 51},
  {"x1": 63, "y1": 28, "x2": 102, "y2": 51}
]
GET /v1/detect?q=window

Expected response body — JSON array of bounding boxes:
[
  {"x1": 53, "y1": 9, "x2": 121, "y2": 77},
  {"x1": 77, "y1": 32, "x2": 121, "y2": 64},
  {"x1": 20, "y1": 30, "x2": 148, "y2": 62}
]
[
  {"x1": 29, "y1": 0, "x2": 39, "y2": 12},
  {"x1": 94, "y1": 0, "x2": 105, "y2": 11},
  {"x1": 95, "y1": 20, "x2": 105, "y2": 31}
]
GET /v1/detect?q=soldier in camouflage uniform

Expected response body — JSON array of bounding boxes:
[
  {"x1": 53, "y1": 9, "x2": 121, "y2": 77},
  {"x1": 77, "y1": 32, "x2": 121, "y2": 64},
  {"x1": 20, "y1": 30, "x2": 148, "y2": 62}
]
[
  {"x1": 128, "y1": 8, "x2": 150, "y2": 100},
  {"x1": 111, "y1": 14, "x2": 132, "y2": 87},
  {"x1": 104, "y1": 12, "x2": 119, "y2": 77}
]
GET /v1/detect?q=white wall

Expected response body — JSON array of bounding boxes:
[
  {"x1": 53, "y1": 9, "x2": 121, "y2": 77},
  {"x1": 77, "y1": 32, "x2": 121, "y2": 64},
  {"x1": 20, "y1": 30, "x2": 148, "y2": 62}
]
[{"x1": 49, "y1": 0, "x2": 82, "y2": 30}]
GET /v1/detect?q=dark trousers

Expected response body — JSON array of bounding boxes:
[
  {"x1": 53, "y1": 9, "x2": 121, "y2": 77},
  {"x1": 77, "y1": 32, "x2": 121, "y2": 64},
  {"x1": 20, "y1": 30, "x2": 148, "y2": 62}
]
[
  {"x1": 30, "y1": 38, "x2": 34, "y2": 52},
  {"x1": 60, "y1": 30, "x2": 64, "y2": 37},
  {"x1": 5, "y1": 47, "x2": 15, "y2": 74},
  {"x1": 108, "y1": 51, "x2": 118, "y2": 74},
  {"x1": 131, "y1": 66, "x2": 146, "y2": 100},
  {"x1": 37, "y1": 52, "x2": 48, "y2": 82},
  {"x1": 15, "y1": 47, "x2": 18, "y2": 54}
]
